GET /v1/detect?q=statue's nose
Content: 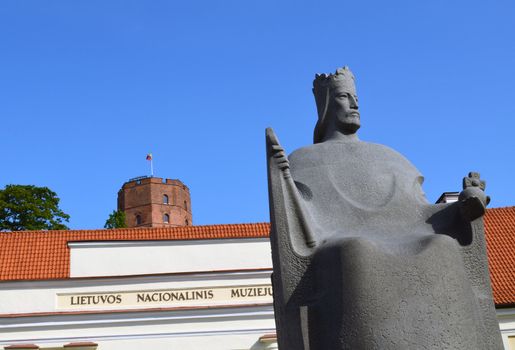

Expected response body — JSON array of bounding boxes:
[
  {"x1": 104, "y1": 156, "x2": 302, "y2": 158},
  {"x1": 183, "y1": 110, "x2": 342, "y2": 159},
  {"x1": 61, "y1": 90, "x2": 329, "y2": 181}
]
[{"x1": 349, "y1": 95, "x2": 359, "y2": 109}]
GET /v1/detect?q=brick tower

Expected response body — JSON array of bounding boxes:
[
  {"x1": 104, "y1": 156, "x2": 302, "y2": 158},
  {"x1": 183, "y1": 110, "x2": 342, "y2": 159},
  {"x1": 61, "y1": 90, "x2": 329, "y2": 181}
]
[{"x1": 117, "y1": 176, "x2": 192, "y2": 228}]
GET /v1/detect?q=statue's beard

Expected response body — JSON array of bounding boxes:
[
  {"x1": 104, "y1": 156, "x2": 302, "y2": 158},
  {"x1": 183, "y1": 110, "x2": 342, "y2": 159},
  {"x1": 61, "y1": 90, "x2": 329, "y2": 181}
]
[
  {"x1": 339, "y1": 112, "x2": 360, "y2": 134},
  {"x1": 316, "y1": 112, "x2": 361, "y2": 141}
]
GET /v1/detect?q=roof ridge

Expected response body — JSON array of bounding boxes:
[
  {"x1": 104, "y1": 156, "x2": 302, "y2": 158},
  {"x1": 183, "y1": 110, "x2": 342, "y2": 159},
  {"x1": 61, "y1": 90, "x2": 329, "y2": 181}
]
[
  {"x1": 486, "y1": 206, "x2": 515, "y2": 212},
  {"x1": 0, "y1": 222, "x2": 271, "y2": 235}
]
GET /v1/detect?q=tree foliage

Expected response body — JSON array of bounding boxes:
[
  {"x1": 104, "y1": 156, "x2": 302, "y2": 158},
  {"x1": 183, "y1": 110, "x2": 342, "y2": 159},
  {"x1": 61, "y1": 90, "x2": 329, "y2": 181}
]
[
  {"x1": 104, "y1": 210, "x2": 127, "y2": 229},
  {"x1": 0, "y1": 184, "x2": 70, "y2": 231}
]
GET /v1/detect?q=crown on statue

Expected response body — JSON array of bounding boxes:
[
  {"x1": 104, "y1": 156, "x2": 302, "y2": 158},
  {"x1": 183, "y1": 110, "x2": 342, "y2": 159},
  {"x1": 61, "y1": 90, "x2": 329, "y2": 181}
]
[{"x1": 313, "y1": 66, "x2": 356, "y2": 97}]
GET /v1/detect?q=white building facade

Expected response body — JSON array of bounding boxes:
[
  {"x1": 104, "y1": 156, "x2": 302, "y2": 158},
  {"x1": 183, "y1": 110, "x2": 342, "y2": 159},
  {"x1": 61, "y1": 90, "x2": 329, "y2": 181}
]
[{"x1": 0, "y1": 225, "x2": 276, "y2": 350}]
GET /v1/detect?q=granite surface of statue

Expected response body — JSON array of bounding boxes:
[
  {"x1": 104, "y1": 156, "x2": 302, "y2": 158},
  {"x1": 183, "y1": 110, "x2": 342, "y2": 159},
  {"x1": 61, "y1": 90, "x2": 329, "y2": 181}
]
[{"x1": 266, "y1": 67, "x2": 503, "y2": 349}]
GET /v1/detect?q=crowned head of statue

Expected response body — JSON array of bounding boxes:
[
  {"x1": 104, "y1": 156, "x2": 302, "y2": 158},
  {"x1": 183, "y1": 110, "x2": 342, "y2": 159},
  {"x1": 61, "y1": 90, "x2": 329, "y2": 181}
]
[{"x1": 313, "y1": 66, "x2": 360, "y2": 143}]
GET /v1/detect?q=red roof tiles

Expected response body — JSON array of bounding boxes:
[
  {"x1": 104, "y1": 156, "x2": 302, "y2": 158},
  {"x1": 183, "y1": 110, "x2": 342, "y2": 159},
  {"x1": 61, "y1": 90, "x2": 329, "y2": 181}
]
[
  {"x1": 0, "y1": 223, "x2": 270, "y2": 282},
  {"x1": 484, "y1": 207, "x2": 515, "y2": 307},
  {"x1": 1, "y1": 212, "x2": 514, "y2": 307}
]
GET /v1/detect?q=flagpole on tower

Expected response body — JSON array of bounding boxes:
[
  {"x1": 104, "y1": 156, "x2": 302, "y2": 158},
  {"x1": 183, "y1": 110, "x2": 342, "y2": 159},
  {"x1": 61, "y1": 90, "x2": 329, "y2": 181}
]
[{"x1": 146, "y1": 153, "x2": 153, "y2": 177}]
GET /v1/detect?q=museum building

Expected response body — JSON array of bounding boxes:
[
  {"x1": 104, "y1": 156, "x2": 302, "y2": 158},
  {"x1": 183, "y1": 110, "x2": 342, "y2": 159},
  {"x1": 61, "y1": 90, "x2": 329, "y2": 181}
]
[{"x1": 1, "y1": 177, "x2": 515, "y2": 349}]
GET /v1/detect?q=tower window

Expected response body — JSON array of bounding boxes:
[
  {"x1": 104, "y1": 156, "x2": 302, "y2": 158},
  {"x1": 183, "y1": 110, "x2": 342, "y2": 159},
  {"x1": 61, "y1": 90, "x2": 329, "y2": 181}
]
[
  {"x1": 136, "y1": 215, "x2": 142, "y2": 225},
  {"x1": 163, "y1": 194, "x2": 169, "y2": 204},
  {"x1": 185, "y1": 218, "x2": 189, "y2": 226},
  {"x1": 163, "y1": 214, "x2": 170, "y2": 223},
  {"x1": 184, "y1": 200, "x2": 188, "y2": 211}
]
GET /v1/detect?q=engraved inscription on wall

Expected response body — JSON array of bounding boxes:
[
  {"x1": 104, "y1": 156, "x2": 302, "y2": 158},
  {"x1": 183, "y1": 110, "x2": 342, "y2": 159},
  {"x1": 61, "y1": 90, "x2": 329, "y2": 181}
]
[{"x1": 57, "y1": 284, "x2": 273, "y2": 310}]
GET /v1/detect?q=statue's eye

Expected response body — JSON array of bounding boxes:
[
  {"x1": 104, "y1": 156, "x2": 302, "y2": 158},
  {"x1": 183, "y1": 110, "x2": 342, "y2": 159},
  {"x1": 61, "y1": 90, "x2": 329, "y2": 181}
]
[{"x1": 337, "y1": 93, "x2": 348, "y2": 98}]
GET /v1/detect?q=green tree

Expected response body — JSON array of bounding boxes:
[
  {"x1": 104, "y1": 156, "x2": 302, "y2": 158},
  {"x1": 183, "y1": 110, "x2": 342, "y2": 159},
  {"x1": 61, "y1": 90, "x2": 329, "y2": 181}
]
[
  {"x1": 104, "y1": 210, "x2": 127, "y2": 229},
  {"x1": 0, "y1": 184, "x2": 70, "y2": 231}
]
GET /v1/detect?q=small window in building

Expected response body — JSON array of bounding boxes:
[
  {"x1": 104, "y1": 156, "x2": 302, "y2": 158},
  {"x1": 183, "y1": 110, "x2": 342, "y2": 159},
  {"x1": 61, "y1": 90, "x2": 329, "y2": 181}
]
[
  {"x1": 163, "y1": 214, "x2": 170, "y2": 223},
  {"x1": 185, "y1": 218, "x2": 189, "y2": 226},
  {"x1": 163, "y1": 194, "x2": 169, "y2": 204},
  {"x1": 136, "y1": 215, "x2": 142, "y2": 225},
  {"x1": 136, "y1": 180, "x2": 141, "y2": 185},
  {"x1": 184, "y1": 200, "x2": 188, "y2": 211}
]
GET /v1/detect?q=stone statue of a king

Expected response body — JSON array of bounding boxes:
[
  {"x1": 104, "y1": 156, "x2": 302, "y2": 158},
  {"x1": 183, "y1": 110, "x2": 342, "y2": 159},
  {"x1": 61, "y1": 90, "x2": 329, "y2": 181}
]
[{"x1": 266, "y1": 66, "x2": 503, "y2": 349}]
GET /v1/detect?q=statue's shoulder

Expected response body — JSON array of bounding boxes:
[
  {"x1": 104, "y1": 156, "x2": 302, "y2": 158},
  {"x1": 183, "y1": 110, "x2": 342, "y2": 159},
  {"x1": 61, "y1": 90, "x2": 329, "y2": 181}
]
[
  {"x1": 288, "y1": 142, "x2": 329, "y2": 164},
  {"x1": 289, "y1": 140, "x2": 411, "y2": 166}
]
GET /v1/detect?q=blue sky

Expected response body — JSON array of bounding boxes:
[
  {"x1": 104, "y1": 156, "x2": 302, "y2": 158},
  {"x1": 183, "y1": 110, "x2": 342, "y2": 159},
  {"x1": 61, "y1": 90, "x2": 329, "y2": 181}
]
[{"x1": 1, "y1": 1, "x2": 514, "y2": 229}]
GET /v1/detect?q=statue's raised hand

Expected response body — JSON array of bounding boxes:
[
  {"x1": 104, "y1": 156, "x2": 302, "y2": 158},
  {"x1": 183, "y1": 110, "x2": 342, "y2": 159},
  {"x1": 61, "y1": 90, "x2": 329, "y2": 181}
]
[
  {"x1": 266, "y1": 127, "x2": 317, "y2": 248},
  {"x1": 266, "y1": 128, "x2": 292, "y2": 179},
  {"x1": 459, "y1": 172, "x2": 490, "y2": 221}
]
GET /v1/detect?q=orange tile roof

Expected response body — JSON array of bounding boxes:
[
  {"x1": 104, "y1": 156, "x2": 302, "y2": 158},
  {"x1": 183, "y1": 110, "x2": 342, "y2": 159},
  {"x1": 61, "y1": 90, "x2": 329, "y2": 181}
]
[
  {"x1": 1, "y1": 212, "x2": 515, "y2": 307},
  {"x1": 484, "y1": 207, "x2": 515, "y2": 307},
  {"x1": 0, "y1": 223, "x2": 270, "y2": 282}
]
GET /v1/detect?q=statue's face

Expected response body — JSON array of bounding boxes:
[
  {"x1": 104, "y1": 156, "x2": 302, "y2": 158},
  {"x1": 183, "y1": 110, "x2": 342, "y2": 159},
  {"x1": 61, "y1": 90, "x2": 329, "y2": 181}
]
[{"x1": 330, "y1": 86, "x2": 360, "y2": 133}]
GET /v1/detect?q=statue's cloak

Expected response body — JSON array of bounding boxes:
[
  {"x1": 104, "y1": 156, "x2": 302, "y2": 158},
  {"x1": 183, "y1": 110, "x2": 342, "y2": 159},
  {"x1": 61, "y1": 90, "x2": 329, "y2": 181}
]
[{"x1": 267, "y1": 136, "x2": 502, "y2": 350}]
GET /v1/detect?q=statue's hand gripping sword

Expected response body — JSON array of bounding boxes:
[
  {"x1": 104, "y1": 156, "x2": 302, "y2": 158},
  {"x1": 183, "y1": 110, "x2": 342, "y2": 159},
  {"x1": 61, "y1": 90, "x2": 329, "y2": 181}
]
[{"x1": 266, "y1": 127, "x2": 317, "y2": 248}]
